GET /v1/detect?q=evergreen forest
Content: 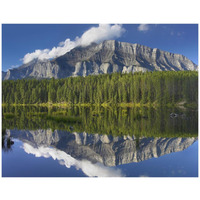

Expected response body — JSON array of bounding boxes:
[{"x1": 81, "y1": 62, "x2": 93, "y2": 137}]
[{"x1": 2, "y1": 71, "x2": 198, "y2": 106}]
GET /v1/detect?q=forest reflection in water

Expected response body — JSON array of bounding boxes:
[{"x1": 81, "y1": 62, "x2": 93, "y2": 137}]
[
  {"x1": 2, "y1": 105, "x2": 198, "y2": 177},
  {"x1": 2, "y1": 105, "x2": 198, "y2": 137}
]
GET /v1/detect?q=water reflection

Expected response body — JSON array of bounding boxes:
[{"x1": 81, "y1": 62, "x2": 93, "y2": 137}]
[
  {"x1": 2, "y1": 105, "x2": 198, "y2": 138},
  {"x1": 6, "y1": 129, "x2": 197, "y2": 167},
  {"x1": 2, "y1": 106, "x2": 198, "y2": 177},
  {"x1": 23, "y1": 142, "x2": 124, "y2": 177},
  {"x1": 2, "y1": 128, "x2": 14, "y2": 152}
]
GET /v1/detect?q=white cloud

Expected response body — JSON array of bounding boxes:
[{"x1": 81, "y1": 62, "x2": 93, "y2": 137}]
[
  {"x1": 137, "y1": 24, "x2": 150, "y2": 32},
  {"x1": 78, "y1": 24, "x2": 125, "y2": 46},
  {"x1": 177, "y1": 31, "x2": 185, "y2": 37},
  {"x1": 22, "y1": 24, "x2": 125, "y2": 64},
  {"x1": 8, "y1": 65, "x2": 19, "y2": 70},
  {"x1": 170, "y1": 30, "x2": 184, "y2": 37},
  {"x1": 23, "y1": 143, "x2": 124, "y2": 177}
]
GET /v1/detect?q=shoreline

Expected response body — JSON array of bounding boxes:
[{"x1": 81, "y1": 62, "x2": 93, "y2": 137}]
[{"x1": 1, "y1": 102, "x2": 197, "y2": 109}]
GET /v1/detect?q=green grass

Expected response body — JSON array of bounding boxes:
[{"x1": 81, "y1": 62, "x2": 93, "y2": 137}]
[{"x1": 3, "y1": 102, "x2": 187, "y2": 108}]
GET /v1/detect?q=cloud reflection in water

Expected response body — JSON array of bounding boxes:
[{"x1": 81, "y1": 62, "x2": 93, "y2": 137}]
[{"x1": 23, "y1": 143, "x2": 124, "y2": 177}]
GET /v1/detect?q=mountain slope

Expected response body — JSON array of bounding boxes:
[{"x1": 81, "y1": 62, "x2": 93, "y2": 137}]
[{"x1": 3, "y1": 40, "x2": 198, "y2": 80}]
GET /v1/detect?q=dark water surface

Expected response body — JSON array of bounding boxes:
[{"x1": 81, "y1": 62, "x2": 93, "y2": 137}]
[{"x1": 2, "y1": 106, "x2": 198, "y2": 177}]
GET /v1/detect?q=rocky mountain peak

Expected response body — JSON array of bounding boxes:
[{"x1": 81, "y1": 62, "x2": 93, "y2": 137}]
[{"x1": 2, "y1": 40, "x2": 198, "y2": 80}]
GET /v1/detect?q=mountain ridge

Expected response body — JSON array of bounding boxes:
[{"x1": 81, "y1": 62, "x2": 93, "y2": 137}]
[{"x1": 2, "y1": 40, "x2": 198, "y2": 80}]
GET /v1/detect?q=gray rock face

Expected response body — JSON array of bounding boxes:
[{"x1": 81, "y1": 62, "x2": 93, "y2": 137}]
[
  {"x1": 8, "y1": 129, "x2": 197, "y2": 166},
  {"x1": 2, "y1": 40, "x2": 198, "y2": 80},
  {"x1": 2, "y1": 71, "x2": 6, "y2": 80}
]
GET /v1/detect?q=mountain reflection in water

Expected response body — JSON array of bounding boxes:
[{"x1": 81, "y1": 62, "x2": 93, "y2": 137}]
[
  {"x1": 7, "y1": 129, "x2": 197, "y2": 168},
  {"x1": 22, "y1": 142, "x2": 124, "y2": 177},
  {"x1": 2, "y1": 106, "x2": 198, "y2": 177}
]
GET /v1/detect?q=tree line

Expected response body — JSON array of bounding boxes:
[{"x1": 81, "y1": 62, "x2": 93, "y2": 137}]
[{"x1": 2, "y1": 71, "x2": 198, "y2": 105}]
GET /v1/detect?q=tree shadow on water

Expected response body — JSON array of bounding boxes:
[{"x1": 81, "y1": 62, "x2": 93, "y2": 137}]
[{"x1": 2, "y1": 128, "x2": 14, "y2": 153}]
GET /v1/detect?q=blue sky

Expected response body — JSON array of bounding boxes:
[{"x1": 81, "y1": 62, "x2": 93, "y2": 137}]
[{"x1": 2, "y1": 24, "x2": 198, "y2": 71}]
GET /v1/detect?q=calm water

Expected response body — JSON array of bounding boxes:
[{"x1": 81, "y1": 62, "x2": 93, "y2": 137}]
[{"x1": 2, "y1": 106, "x2": 198, "y2": 177}]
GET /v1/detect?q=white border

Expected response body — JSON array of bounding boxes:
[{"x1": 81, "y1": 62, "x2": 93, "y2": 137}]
[{"x1": 0, "y1": 1, "x2": 199, "y2": 200}]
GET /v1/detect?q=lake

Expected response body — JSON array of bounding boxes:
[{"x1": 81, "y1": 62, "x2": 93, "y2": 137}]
[{"x1": 2, "y1": 106, "x2": 198, "y2": 177}]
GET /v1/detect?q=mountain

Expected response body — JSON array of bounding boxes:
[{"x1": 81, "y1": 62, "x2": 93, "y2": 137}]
[
  {"x1": 2, "y1": 71, "x2": 7, "y2": 80},
  {"x1": 2, "y1": 40, "x2": 198, "y2": 80},
  {"x1": 7, "y1": 129, "x2": 197, "y2": 166}
]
